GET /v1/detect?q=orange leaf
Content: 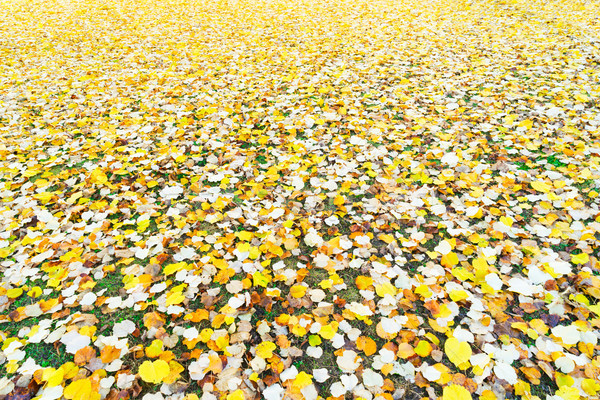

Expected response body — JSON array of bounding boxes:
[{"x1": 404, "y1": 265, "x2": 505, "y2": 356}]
[
  {"x1": 74, "y1": 346, "x2": 95, "y2": 366},
  {"x1": 520, "y1": 367, "x2": 541, "y2": 385},
  {"x1": 184, "y1": 309, "x2": 210, "y2": 323},
  {"x1": 355, "y1": 276, "x2": 373, "y2": 290},
  {"x1": 397, "y1": 343, "x2": 415, "y2": 359},
  {"x1": 356, "y1": 336, "x2": 378, "y2": 356},
  {"x1": 143, "y1": 312, "x2": 166, "y2": 329},
  {"x1": 100, "y1": 345, "x2": 121, "y2": 363}
]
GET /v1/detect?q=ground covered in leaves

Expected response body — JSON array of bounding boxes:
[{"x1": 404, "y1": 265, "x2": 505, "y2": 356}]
[{"x1": 1, "y1": 0, "x2": 600, "y2": 399}]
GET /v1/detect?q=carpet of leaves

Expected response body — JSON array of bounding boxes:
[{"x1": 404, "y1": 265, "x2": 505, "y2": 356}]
[{"x1": 1, "y1": 0, "x2": 600, "y2": 399}]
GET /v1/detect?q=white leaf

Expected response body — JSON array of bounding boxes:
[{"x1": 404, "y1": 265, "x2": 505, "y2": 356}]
[
  {"x1": 304, "y1": 228, "x2": 324, "y2": 247},
  {"x1": 555, "y1": 357, "x2": 575, "y2": 373},
  {"x1": 142, "y1": 393, "x2": 164, "y2": 400},
  {"x1": 313, "y1": 368, "x2": 330, "y2": 383},
  {"x1": 341, "y1": 374, "x2": 358, "y2": 391},
  {"x1": 225, "y1": 280, "x2": 243, "y2": 294},
  {"x1": 270, "y1": 208, "x2": 285, "y2": 219},
  {"x1": 324, "y1": 215, "x2": 339, "y2": 226},
  {"x1": 330, "y1": 382, "x2": 346, "y2": 397},
  {"x1": 116, "y1": 373, "x2": 135, "y2": 389},
  {"x1": 264, "y1": 384, "x2": 284, "y2": 400},
  {"x1": 507, "y1": 278, "x2": 541, "y2": 296},
  {"x1": 183, "y1": 327, "x2": 199, "y2": 341},
  {"x1": 31, "y1": 249, "x2": 54, "y2": 264},
  {"x1": 346, "y1": 302, "x2": 373, "y2": 317},
  {"x1": 485, "y1": 273, "x2": 503, "y2": 290},
  {"x1": 434, "y1": 240, "x2": 452, "y2": 255},
  {"x1": 306, "y1": 346, "x2": 323, "y2": 358},
  {"x1": 422, "y1": 365, "x2": 441, "y2": 382},
  {"x1": 39, "y1": 385, "x2": 62, "y2": 400},
  {"x1": 159, "y1": 185, "x2": 183, "y2": 200},
  {"x1": 453, "y1": 327, "x2": 474, "y2": 343},
  {"x1": 174, "y1": 247, "x2": 195, "y2": 261},
  {"x1": 100, "y1": 376, "x2": 115, "y2": 389},
  {"x1": 227, "y1": 296, "x2": 244, "y2": 309},
  {"x1": 380, "y1": 348, "x2": 395, "y2": 364},
  {"x1": 0, "y1": 377, "x2": 15, "y2": 396},
  {"x1": 80, "y1": 292, "x2": 97, "y2": 306},
  {"x1": 301, "y1": 384, "x2": 318, "y2": 400},
  {"x1": 113, "y1": 320, "x2": 136, "y2": 338},
  {"x1": 362, "y1": 369, "x2": 384, "y2": 387},
  {"x1": 135, "y1": 247, "x2": 150, "y2": 259},
  {"x1": 189, "y1": 356, "x2": 209, "y2": 380},
  {"x1": 441, "y1": 152, "x2": 459, "y2": 167},
  {"x1": 552, "y1": 325, "x2": 580, "y2": 345},
  {"x1": 493, "y1": 362, "x2": 517, "y2": 384},
  {"x1": 314, "y1": 253, "x2": 330, "y2": 268},
  {"x1": 337, "y1": 350, "x2": 361, "y2": 372},
  {"x1": 60, "y1": 330, "x2": 91, "y2": 354},
  {"x1": 280, "y1": 366, "x2": 298, "y2": 381}
]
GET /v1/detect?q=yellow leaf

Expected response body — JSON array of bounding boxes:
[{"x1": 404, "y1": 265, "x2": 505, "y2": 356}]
[
  {"x1": 451, "y1": 267, "x2": 474, "y2": 282},
  {"x1": 164, "y1": 261, "x2": 187, "y2": 276},
  {"x1": 64, "y1": 378, "x2": 99, "y2": 400},
  {"x1": 235, "y1": 231, "x2": 254, "y2": 241},
  {"x1": 441, "y1": 252, "x2": 459, "y2": 267},
  {"x1": 90, "y1": 169, "x2": 108, "y2": 185},
  {"x1": 414, "y1": 341, "x2": 433, "y2": 357},
  {"x1": 443, "y1": 384, "x2": 472, "y2": 400},
  {"x1": 255, "y1": 341, "x2": 277, "y2": 359},
  {"x1": 444, "y1": 337, "x2": 471, "y2": 370},
  {"x1": 293, "y1": 371, "x2": 312, "y2": 389},
  {"x1": 379, "y1": 234, "x2": 395, "y2": 244},
  {"x1": 556, "y1": 386, "x2": 581, "y2": 400},
  {"x1": 253, "y1": 271, "x2": 270, "y2": 287},
  {"x1": 137, "y1": 220, "x2": 150, "y2": 232},
  {"x1": 33, "y1": 192, "x2": 54, "y2": 204},
  {"x1": 7, "y1": 288, "x2": 23, "y2": 299},
  {"x1": 166, "y1": 291, "x2": 185, "y2": 306},
  {"x1": 449, "y1": 290, "x2": 469, "y2": 302},
  {"x1": 414, "y1": 284, "x2": 432, "y2": 298},
  {"x1": 290, "y1": 285, "x2": 307, "y2": 298},
  {"x1": 138, "y1": 360, "x2": 170, "y2": 384},
  {"x1": 571, "y1": 253, "x2": 589, "y2": 265},
  {"x1": 145, "y1": 339, "x2": 164, "y2": 358},
  {"x1": 44, "y1": 368, "x2": 64, "y2": 387},
  {"x1": 164, "y1": 361, "x2": 184, "y2": 384},
  {"x1": 531, "y1": 181, "x2": 551, "y2": 193},
  {"x1": 375, "y1": 282, "x2": 396, "y2": 297},
  {"x1": 514, "y1": 380, "x2": 530, "y2": 396},
  {"x1": 248, "y1": 246, "x2": 261, "y2": 259},
  {"x1": 499, "y1": 216, "x2": 513, "y2": 227},
  {"x1": 227, "y1": 390, "x2": 245, "y2": 400},
  {"x1": 556, "y1": 372, "x2": 574, "y2": 388},
  {"x1": 582, "y1": 378, "x2": 600, "y2": 395},
  {"x1": 319, "y1": 323, "x2": 337, "y2": 340},
  {"x1": 518, "y1": 119, "x2": 533, "y2": 129},
  {"x1": 479, "y1": 390, "x2": 497, "y2": 400}
]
